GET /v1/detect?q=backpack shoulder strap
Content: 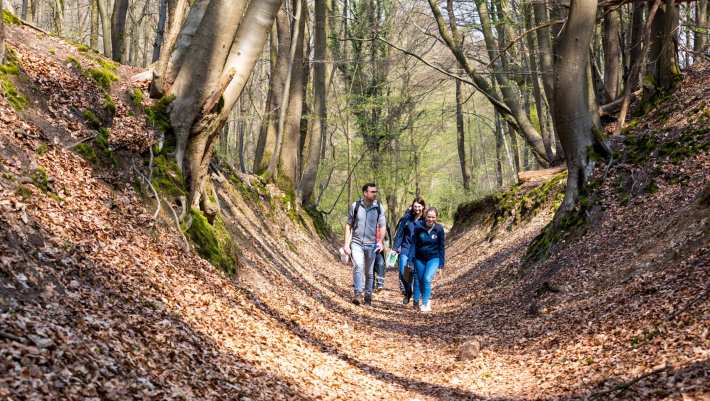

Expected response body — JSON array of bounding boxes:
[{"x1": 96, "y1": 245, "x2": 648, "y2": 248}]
[{"x1": 352, "y1": 200, "x2": 362, "y2": 229}]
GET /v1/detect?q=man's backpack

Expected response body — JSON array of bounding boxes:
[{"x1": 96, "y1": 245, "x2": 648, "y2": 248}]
[{"x1": 352, "y1": 199, "x2": 382, "y2": 230}]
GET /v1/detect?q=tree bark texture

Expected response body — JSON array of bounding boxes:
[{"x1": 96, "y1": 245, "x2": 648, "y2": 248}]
[
  {"x1": 645, "y1": 0, "x2": 680, "y2": 101},
  {"x1": 455, "y1": 79, "x2": 471, "y2": 191},
  {"x1": 0, "y1": 0, "x2": 5, "y2": 64},
  {"x1": 111, "y1": 0, "x2": 129, "y2": 61},
  {"x1": 298, "y1": 0, "x2": 327, "y2": 205},
  {"x1": 96, "y1": 0, "x2": 112, "y2": 57},
  {"x1": 90, "y1": 0, "x2": 99, "y2": 50},
  {"x1": 628, "y1": 1, "x2": 645, "y2": 90},
  {"x1": 695, "y1": 0, "x2": 708, "y2": 54},
  {"x1": 552, "y1": 0, "x2": 599, "y2": 215},
  {"x1": 153, "y1": 0, "x2": 168, "y2": 63},
  {"x1": 602, "y1": 8, "x2": 622, "y2": 101}
]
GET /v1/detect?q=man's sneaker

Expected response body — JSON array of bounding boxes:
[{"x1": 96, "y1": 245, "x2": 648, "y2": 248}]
[
  {"x1": 374, "y1": 286, "x2": 383, "y2": 293},
  {"x1": 402, "y1": 295, "x2": 410, "y2": 305},
  {"x1": 352, "y1": 295, "x2": 362, "y2": 305},
  {"x1": 364, "y1": 295, "x2": 372, "y2": 305},
  {"x1": 420, "y1": 302, "x2": 432, "y2": 312}
]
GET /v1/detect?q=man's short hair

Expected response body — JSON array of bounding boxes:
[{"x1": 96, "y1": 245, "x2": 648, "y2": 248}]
[{"x1": 362, "y1": 183, "x2": 377, "y2": 193}]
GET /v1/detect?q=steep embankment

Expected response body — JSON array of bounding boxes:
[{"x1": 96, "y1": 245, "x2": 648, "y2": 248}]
[{"x1": 1, "y1": 21, "x2": 708, "y2": 401}]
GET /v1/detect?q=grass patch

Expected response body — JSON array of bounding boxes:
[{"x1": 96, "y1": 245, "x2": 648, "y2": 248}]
[
  {"x1": 86, "y1": 67, "x2": 118, "y2": 90},
  {"x1": 74, "y1": 128, "x2": 116, "y2": 167},
  {"x1": 35, "y1": 143, "x2": 49, "y2": 156},
  {"x1": 82, "y1": 109, "x2": 102, "y2": 129},
  {"x1": 30, "y1": 167, "x2": 51, "y2": 192},
  {"x1": 0, "y1": 61, "x2": 27, "y2": 111},
  {"x1": 130, "y1": 88, "x2": 144, "y2": 108},
  {"x1": 186, "y1": 209, "x2": 238, "y2": 276},
  {"x1": 3, "y1": 10, "x2": 21, "y2": 25},
  {"x1": 15, "y1": 185, "x2": 32, "y2": 200},
  {"x1": 102, "y1": 94, "x2": 116, "y2": 115},
  {"x1": 77, "y1": 44, "x2": 90, "y2": 53},
  {"x1": 66, "y1": 56, "x2": 82, "y2": 70}
]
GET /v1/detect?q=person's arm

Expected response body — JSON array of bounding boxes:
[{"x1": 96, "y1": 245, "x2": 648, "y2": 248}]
[
  {"x1": 344, "y1": 203, "x2": 354, "y2": 255},
  {"x1": 376, "y1": 211, "x2": 387, "y2": 252},
  {"x1": 392, "y1": 217, "x2": 405, "y2": 252},
  {"x1": 407, "y1": 224, "x2": 418, "y2": 262},
  {"x1": 438, "y1": 225, "x2": 445, "y2": 268}
]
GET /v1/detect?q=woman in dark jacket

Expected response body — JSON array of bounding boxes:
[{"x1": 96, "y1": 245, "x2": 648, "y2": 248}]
[
  {"x1": 408, "y1": 207, "x2": 445, "y2": 312},
  {"x1": 392, "y1": 197, "x2": 425, "y2": 304}
]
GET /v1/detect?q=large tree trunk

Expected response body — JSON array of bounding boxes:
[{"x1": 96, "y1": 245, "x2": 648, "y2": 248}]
[
  {"x1": 254, "y1": 10, "x2": 289, "y2": 173},
  {"x1": 552, "y1": 0, "x2": 599, "y2": 216},
  {"x1": 170, "y1": 0, "x2": 249, "y2": 170},
  {"x1": 152, "y1": 0, "x2": 168, "y2": 63},
  {"x1": 298, "y1": 0, "x2": 327, "y2": 205},
  {"x1": 170, "y1": 0, "x2": 282, "y2": 210},
  {"x1": 455, "y1": 79, "x2": 471, "y2": 190},
  {"x1": 628, "y1": 1, "x2": 645, "y2": 90},
  {"x1": 279, "y1": 0, "x2": 306, "y2": 185},
  {"x1": 533, "y1": 0, "x2": 556, "y2": 132},
  {"x1": 267, "y1": 0, "x2": 303, "y2": 178},
  {"x1": 111, "y1": 0, "x2": 129, "y2": 62},
  {"x1": 602, "y1": 8, "x2": 622, "y2": 102},
  {"x1": 152, "y1": 0, "x2": 194, "y2": 96},
  {"x1": 51, "y1": 0, "x2": 64, "y2": 35},
  {"x1": 96, "y1": 0, "x2": 112, "y2": 57},
  {"x1": 644, "y1": 0, "x2": 680, "y2": 102}
]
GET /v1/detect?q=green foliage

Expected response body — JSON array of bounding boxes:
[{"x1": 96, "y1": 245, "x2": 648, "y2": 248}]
[
  {"x1": 66, "y1": 56, "x2": 82, "y2": 70},
  {"x1": 30, "y1": 168, "x2": 51, "y2": 192},
  {"x1": 77, "y1": 44, "x2": 90, "y2": 53},
  {"x1": 130, "y1": 88, "x2": 144, "y2": 108},
  {"x1": 95, "y1": 58, "x2": 118, "y2": 72},
  {"x1": 35, "y1": 143, "x2": 49, "y2": 156},
  {"x1": 151, "y1": 154, "x2": 185, "y2": 197},
  {"x1": 3, "y1": 10, "x2": 21, "y2": 25},
  {"x1": 86, "y1": 67, "x2": 118, "y2": 90},
  {"x1": 75, "y1": 128, "x2": 116, "y2": 167},
  {"x1": 0, "y1": 61, "x2": 27, "y2": 111},
  {"x1": 186, "y1": 209, "x2": 238, "y2": 276},
  {"x1": 146, "y1": 95, "x2": 175, "y2": 133},
  {"x1": 102, "y1": 94, "x2": 116, "y2": 114},
  {"x1": 82, "y1": 109, "x2": 102, "y2": 128},
  {"x1": 15, "y1": 185, "x2": 32, "y2": 200}
]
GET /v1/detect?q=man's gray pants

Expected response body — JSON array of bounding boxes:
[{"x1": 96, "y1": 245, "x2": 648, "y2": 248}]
[{"x1": 350, "y1": 243, "x2": 376, "y2": 296}]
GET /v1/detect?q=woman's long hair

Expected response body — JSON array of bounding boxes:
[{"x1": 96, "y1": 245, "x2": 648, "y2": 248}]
[{"x1": 410, "y1": 197, "x2": 426, "y2": 219}]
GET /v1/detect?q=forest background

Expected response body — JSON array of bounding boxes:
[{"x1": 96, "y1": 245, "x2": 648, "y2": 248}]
[{"x1": 1, "y1": 0, "x2": 707, "y2": 233}]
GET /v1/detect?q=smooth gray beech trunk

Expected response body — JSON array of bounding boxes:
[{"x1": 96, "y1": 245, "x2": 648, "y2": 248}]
[
  {"x1": 111, "y1": 0, "x2": 129, "y2": 62},
  {"x1": 602, "y1": 8, "x2": 622, "y2": 101},
  {"x1": 298, "y1": 0, "x2": 327, "y2": 205},
  {"x1": 96, "y1": 0, "x2": 112, "y2": 57},
  {"x1": 552, "y1": 0, "x2": 599, "y2": 215},
  {"x1": 695, "y1": 0, "x2": 708, "y2": 54},
  {"x1": 152, "y1": 0, "x2": 167, "y2": 63},
  {"x1": 455, "y1": 79, "x2": 471, "y2": 191}
]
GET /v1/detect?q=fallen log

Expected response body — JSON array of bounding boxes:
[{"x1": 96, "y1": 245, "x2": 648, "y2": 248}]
[{"x1": 518, "y1": 166, "x2": 566, "y2": 184}]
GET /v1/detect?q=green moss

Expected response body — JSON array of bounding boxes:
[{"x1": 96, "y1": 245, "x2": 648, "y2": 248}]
[
  {"x1": 49, "y1": 49, "x2": 56, "y2": 55},
  {"x1": 35, "y1": 143, "x2": 49, "y2": 156},
  {"x1": 31, "y1": 168, "x2": 51, "y2": 192},
  {"x1": 0, "y1": 64, "x2": 19, "y2": 75},
  {"x1": 186, "y1": 209, "x2": 238, "y2": 276},
  {"x1": 130, "y1": 88, "x2": 144, "y2": 108},
  {"x1": 304, "y1": 205, "x2": 332, "y2": 240},
  {"x1": 82, "y1": 109, "x2": 102, "y2": 129},
  {"x1": 75, "y1": 143, "x2": 97, "y2": 163},
  {"x1": 15, "y1": 185, "x2": 32, "y2": 200},
  {"x1": 77, "y1": 44, "x2": 90, "y2": 53},
  {"x1": 524, "y1": 207, "x2": 586, "y2": 265},
  {"x1": 146, "y1": 95, "x2": 175, "y2": 133},
  {"x1": 66, "y1": 56, "x2": 82, "y2": 70},
  {"x1": 102, "y1": 94, "x2": 116, "y2": 115},
  {"x1": 86, "y1": 67, "x2": 118, "y2": 90},
  {"x1": 3, "y1": 10, "x2": 21, "y2": 25},
  {"x1": 1, "y1": 78, "x2": 27, "y2": 110},
  {"x1": 151, "y1": 154, "x2": 185, "y2": 197},
  {"x1": 96, "y1": 58, "x2": 118, "y2": 72}
]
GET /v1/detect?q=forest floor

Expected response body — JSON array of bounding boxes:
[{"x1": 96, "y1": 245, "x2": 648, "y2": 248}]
[{"x1": 1, "y1": 23, "x2": 709, "y2": 401}]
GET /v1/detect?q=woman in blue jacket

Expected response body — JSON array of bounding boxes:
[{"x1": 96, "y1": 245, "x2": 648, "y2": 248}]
[
  {"x1": 408, "y1": 207, "x2": 445, "y2": 312},
  {"x1": 392, "y1": 197, "x2": 426, "y2": 305}
]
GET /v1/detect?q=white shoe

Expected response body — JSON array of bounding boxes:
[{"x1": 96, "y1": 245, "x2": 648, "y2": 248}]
[{"x1": 420, "y1": 302, "x2": 432, "y2": 312}]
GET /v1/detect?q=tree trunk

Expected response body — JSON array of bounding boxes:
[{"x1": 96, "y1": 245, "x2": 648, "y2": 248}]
[
  {"x1": 0, "y1": 0, "x2": 5, "y2": 64},
  {"x1": 644, "y1": 0, "x2": 679, "y2": 102},
  {"x1": 153, "y1": 0, "x2": 167, "y2": 63},
  {"x1": 268, "y1": 0, "x2": 303, "y2": 178},
  {"x1": 628, "y1": 1, "x2": 645, "y2": 90},
  {"x1": 495, "y1": 112, "x2": 504, "y2": 188},
  {"x1": 254, "y1": 9, "x2": 289, "y2": 173},
  {"x1": 164, "y1": 0, "x2": 280, "y2": 209},
  {"x1": 152, "y1": 0, "x2": 194, "y2": 96},
  {"x1": 602, "y1": 8, "x2": 622, "y2": 102},
  {"x1": 278, "y1": 0, "x2": 306, "y2": 185},
  {"x1": 96, "y1": 0, "x2": 112, "y2": 57},
  {"x1": 525, "y1": 4, "x2": 554, "y2": 162},
  {"x1": 695, "y1": 0, "x2": 708, "y2": 54},
  {"x1": 51, "y1": 0, "x2": 64, "y2": 35},
  {"x1": 299, "y1": 0, "x2": 327, "y2": 205},
  {"x1": 533, "y1": 0, "x2": 556, "y2": 131},
  {"x1": 90, "y1": 0, "x2": 99, "y2": 51},
  {"x1": 552, "y1": 0, "x2": 599, "y2": 216},
  {"x1": 111, "y1": 0, "x2": 129, "y2": 62},
  {"x1": 21, "y1": 0, "x2": 28, "y2": 21},
  {"x1": 455, "y1": 79, "x2": 471, "y2": 191}
]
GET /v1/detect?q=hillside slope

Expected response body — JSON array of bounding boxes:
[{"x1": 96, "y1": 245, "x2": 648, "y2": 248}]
[{"x1": 1, "y1": 22, "x2": 708, "y2": 401}]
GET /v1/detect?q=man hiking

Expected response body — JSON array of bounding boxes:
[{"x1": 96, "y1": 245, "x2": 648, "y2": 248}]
[{"x1": 343, "y1": 183, "x2": 386, "y2": 306}]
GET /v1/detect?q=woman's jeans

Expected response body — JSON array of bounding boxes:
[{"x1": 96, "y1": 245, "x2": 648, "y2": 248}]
[
  {"x1": 398, "y1": 253, "x2": 413, "y2": 298},
  {"x1": 350, "y1": 243, "x2": 376, "y2": 296},
  {"x1": 413, "y1": 257, "x2": 440, "y2": 306}
]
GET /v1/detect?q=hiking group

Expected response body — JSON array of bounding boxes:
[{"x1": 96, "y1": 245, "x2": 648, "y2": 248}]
[{"x1": 342, "y1": 183, "x2": 445, "y2": 312}]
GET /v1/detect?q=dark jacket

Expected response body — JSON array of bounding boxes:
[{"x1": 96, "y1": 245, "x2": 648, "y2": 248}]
[
  {"x1": 393, "y1": 209, "x2": 421, "y2": 253},
  {"x1": 408, "y1": 221, "x2": 446, "y2": 267}
]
